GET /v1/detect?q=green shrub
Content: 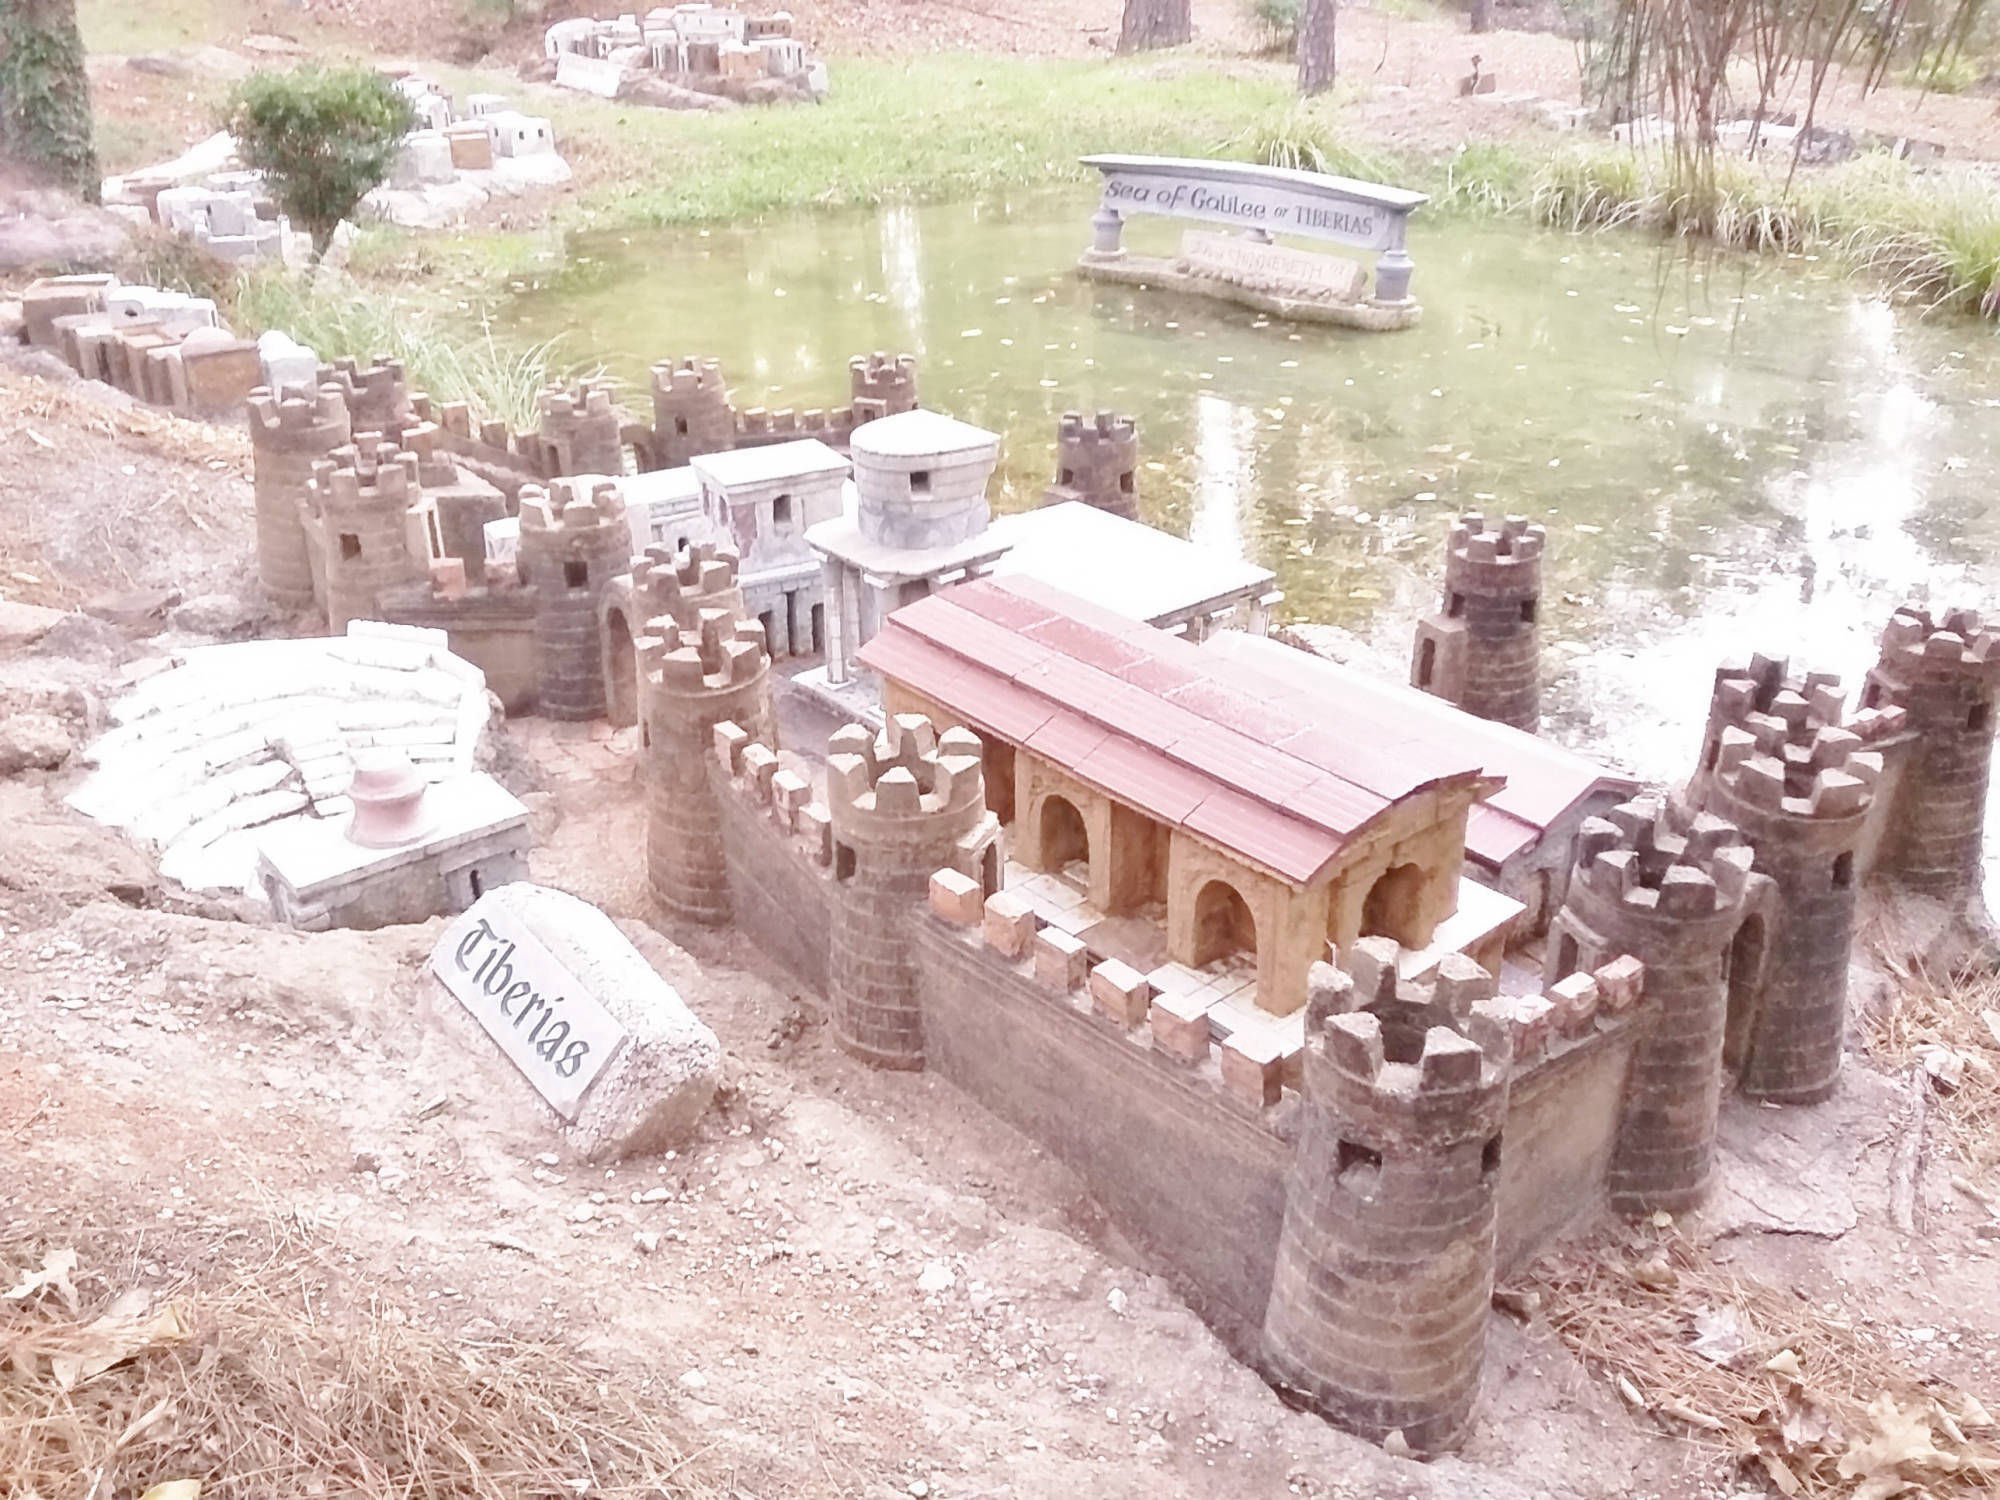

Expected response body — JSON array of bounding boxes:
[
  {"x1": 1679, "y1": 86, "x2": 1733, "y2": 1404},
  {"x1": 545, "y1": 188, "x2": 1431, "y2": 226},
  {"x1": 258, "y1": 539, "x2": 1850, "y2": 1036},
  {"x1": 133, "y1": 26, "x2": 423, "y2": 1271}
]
[
  {"x1": 1246, "y1": 0, "x2": 1303, "y2": 54},
  {"x1": 223, "y1": 66, "x2": 415, "y2": 260}
]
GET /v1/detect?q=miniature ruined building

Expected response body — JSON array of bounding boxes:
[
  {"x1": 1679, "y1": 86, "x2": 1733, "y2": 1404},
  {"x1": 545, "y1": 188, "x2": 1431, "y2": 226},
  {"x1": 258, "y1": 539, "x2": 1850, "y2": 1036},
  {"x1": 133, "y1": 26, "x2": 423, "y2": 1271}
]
[
  {"x1": 1412, "y1": 513, "x2": 1544, "y2": 732},
  {"x1": 22, "y1": 272, "x2": 265, "y2": 419},
  {"x1": 547, "y1": 6, "x2": 818, "y2": 87},
  {"x1": 690, "y1": 438, "x2": 849, "y2": 657},
  {"x1": 624, "y1": 558, "x2": 1665, "y2": 1455}
]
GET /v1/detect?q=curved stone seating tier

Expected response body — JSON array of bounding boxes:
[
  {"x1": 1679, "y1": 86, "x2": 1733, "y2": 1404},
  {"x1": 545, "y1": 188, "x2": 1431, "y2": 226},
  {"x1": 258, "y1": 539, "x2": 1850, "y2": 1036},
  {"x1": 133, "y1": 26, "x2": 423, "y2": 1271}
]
[{"x1": 69, "y1": 622, "x2": 490, "y2": 896}]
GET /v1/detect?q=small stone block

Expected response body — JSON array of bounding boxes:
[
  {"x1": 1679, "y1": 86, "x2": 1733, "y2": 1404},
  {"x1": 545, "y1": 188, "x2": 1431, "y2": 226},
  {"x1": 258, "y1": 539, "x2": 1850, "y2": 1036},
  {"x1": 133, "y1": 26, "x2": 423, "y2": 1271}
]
[
  {"x1": 929, "y1": 868, "x2": 983, "y2": 927},
  {"x1": 799, "y1": 802, "x2": 833, "y2": 865},
  {"x1": 1498, "y1": 994, "x2": 1555, "y2": 1061},
  {"x1": 982, "y1": 890, "x2": 1037, "y2": 959},
  {"x1": 1033, "y1": 927, "x2": 1089, "y2": 991},
  {"x1": 1149, "y1": 989, "x2": 1212, "y2": 1063},
  {"x1": 741, "y1": 741, "x2": 779, "y2": 797},
  {"x1": 430, "y1": 555, "x2": 467, "y2": 600},
  {"x1": 1548, "y1": 972, "x2": 1600, "y2": 1037},
  {"x1": 1088, "y1": 958, "x2": 1150, "y2": 1028},
  {"x1": 1592, "y1": 954, "x2": 1645, "y2": 1014},
  {"x1": 1220, "y1": 1031, "x2": 1285, "y2": 1107},
  {"x1": 712, "y1": 720, "x2": 749, "y2": 773},
  {"x1": 770, "y1": 768, "x2": 810, "y2": 830}
]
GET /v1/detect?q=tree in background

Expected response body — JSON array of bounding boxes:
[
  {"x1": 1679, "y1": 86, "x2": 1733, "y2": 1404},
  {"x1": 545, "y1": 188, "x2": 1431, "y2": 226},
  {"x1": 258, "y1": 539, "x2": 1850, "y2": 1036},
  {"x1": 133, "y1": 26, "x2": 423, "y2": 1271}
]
[
  {"x1": 0, "y1": 0, "x2": 100, "y2": 200},
  {"x1": 224, "y1": 66, "x2": 414, "y2": 265},
  {"x1": 1297, "y1": 0, "x2": 1337, "y2": 93},
  {"x1": 1119, "y1": 0, "x2": 1193, "y2": 52}
]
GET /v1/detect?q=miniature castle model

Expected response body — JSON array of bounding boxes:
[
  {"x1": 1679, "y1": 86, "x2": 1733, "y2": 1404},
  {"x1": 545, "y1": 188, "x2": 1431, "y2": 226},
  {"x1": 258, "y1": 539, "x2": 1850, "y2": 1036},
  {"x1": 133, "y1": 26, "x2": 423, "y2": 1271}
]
[
  {"x1": 18, "y1": 273, "x2": 265, "y2": 418},
  {"x1": 546, "y1": 7, "x2": 828, "y2": 105},
  {"x1": 1043, "y1": 409, "x2": 1140, "y2": 519}
]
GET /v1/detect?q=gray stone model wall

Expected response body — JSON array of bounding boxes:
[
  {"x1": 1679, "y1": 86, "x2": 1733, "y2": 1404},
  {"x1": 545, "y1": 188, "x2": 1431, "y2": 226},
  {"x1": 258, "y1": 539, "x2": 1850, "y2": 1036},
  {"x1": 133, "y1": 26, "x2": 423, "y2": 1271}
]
[
  {"x1": 375, "y1": 583, "x2": 539, "y2": 714},
  {"x1": 248, "y1": 384, "x2": 351, "y2": 610},
  {"x1": 914, "y1": 913, "x2": 1290, "y2": 1353},
  {"x1": 1684, "y1": 656, "x2": 1878, "y2": 1104},
  {"x1": 1861, "y1": 604, "x2": 2000, "y2": 897},
  {"x1": 826, "y1": 715, "x2": 999, "y2": 1069},
  {"x1": 1548, "y1": 798, "x2": 1767, "y2": 1215}
]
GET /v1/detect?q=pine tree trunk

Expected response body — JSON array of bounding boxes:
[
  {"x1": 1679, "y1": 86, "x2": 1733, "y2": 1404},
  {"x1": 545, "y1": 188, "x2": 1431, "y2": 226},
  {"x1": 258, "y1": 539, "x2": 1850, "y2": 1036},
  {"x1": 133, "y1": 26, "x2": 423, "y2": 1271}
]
[
  {"x1": 1117, "y1": 0, "x2": 1192, "y2": 54},
  {"x1": 1470, "y1": 0, "x2": 1493, "y2": 33},
  {"x1": 0, "y1": 0, "x2": 100, "y2": 200},
  {"x1": 1296, "y1": 0, "x2": 1338, "y2": 95}
]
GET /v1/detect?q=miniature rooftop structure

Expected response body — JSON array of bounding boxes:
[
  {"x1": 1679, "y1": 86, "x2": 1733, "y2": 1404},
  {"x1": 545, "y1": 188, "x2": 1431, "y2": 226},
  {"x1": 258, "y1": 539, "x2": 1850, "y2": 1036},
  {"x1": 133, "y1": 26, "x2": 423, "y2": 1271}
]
[
  {"x1": 857, "y1": 574, "x2": 1501, "y2": 1013},
  {"x1": 1201, "y1": 630, "x2": 1639, "y2": 932}
]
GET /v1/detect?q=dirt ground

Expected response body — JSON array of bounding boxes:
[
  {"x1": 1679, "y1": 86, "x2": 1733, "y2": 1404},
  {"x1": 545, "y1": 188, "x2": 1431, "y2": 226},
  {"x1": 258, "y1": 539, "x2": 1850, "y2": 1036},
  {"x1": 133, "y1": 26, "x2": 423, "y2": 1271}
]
[{"x1": 0, "y1": 357, "x2": 1996, "y2": 1498}]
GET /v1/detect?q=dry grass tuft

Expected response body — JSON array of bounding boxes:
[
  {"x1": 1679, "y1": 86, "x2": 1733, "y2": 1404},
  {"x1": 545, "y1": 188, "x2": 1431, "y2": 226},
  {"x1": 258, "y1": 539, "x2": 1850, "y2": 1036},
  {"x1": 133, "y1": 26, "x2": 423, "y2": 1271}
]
[
  {"x1": 1524, "y1": 1226, "x2": 1999, "y2": 1496},
  {"x1": 1868, "y1": 965, "x2": 2000, "y2": 1190},
  {"x1": 0, "y1": 1232, "x2": 711, "y2": 1500}
]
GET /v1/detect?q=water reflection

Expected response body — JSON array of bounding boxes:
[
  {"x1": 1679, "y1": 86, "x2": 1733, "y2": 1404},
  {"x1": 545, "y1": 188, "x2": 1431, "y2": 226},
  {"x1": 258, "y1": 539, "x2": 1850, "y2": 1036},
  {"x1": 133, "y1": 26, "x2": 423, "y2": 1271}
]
[{"x1": 496, "y1": 189, "x2": 2000, "y2": 788}]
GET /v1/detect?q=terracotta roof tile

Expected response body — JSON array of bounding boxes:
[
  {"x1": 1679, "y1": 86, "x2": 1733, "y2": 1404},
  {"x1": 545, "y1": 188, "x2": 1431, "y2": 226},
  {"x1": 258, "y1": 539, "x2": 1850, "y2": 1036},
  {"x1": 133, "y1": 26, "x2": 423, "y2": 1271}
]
[
  {"x1": 1072, "y1": 736, "x2": 1213, "y2": 825},
  {"x1": 1182, "y1": 788, "x2": 1341, "y2": 885},
  {"x1": 1027, "y1": 708, "x2": 1111, "y2": 767}
]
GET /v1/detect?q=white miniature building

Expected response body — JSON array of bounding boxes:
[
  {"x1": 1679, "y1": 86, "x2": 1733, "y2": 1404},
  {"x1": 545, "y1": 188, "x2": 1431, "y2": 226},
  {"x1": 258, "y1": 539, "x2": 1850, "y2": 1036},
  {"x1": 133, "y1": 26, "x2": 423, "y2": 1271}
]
[
  {"x1": 487, "y1": 112, "x2": 558, "y2": 158},
  {"x1": 690, "y1": 437, "x2": 848, "y2": 655}
]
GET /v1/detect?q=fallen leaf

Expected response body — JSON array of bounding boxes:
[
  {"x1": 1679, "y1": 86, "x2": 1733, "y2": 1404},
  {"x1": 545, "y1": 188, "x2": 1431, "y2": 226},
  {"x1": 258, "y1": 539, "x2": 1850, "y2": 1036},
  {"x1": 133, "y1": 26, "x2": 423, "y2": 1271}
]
[
  {"x1": 1837, "y1": 1395, "x2": 1956, "y2": 1500},
  {"x1": 1690, "y1": 1304, "x2": 1751, "y2": 1366},
  {"x1": 1631, "y1": 1254, "x2": 1678, "y2": 1292},
  {"x1": 1765, "y1": 1348, "x2": 1805, "y2": 1382},
  {"x1": 2, "y1": 1248, "x2": 78, "y2": 1312},
  {"x1": 50, "y1": 1300, "x2": 192, "y2": 1390},
  {"x1": 139, "y1": 1483, "x2": 201, "y2": 1500},
  {"x1": 1917, "y1": 1043, "x2": 1966, "y2": 1092},
  {"x1": 1759, "y1": 1453, "x2": 1803, "y2": 1496}
]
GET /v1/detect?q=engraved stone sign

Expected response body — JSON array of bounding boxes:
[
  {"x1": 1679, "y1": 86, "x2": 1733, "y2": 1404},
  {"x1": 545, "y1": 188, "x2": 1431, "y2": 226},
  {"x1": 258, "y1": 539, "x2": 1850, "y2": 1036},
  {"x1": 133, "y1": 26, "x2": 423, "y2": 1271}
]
[
  {"x1": 432, "y1": 897, "x2": 629, "y2": 1120},
  {"x1": 1179, "y1": 230, "x2": 1365, "y2": 303},
  {"x1": 555, "y1": 50, "x2": 628, "y2": 98}
]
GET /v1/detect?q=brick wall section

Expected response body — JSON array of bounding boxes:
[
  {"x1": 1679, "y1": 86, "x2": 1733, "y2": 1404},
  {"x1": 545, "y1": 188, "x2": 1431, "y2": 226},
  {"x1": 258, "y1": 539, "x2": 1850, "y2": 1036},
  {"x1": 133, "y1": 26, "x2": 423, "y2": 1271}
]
[
  {"x1": 1550, "y1": 797, "x2": 1766, "y2": 1215},
  {"x1": 913, "y1": 910, "x2": 1291, "y2": 1354},
  {"x1": 1862, "y1": 605, "x2": 2000, "y2": 896},
  {"x1": 826, "y1": 715, "x2": 999, "y2": 1070},
  {"x1": 1684, "y1": 656, "x2": 1880, "y2": 1103},
  {"x1": 712, "y1": 724, "x2": 834, "y2": 994},
  {"x1": 248, "y1": 384, "x2": 350, "y2": 610}
]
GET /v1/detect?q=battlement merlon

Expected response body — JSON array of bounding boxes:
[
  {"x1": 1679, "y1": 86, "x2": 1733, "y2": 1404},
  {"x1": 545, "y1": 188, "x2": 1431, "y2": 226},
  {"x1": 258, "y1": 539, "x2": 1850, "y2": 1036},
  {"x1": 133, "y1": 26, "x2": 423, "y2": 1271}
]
[
  {"x1": 711, "y1": 721, "x2": 836, "y2": 865},
  {"x1": 650, "y1": 356, "x2": 728, "y2": 396},
  {"x1": 1057, "y1": 408, "x2": 1140, "y2": 447},
  {"x1": 1445, "y1": 512, "x2": 1546, "y2": 579},
  {"x1": 639, "y1": 609, "x2": 769, "y2": 691},
  {"x1": 518, "y1": 479, "x2": 630, "y2": 532},
  {"x1": 1708, "y1": 730, "x2": 1881, "y2": 821},
  {"x1": 1873, "y1": 605, "x2": 2000, "y2": 689},
  {"x1": 1569, "y1": 798, "x2": 1757, "y2": 919},
  {"x1": 247, "y1": 384, "x2": 350, "y2": 441},
  {"x1": 824, "y1": 715, "x2": 985, "y2": 824},
  {"x1": 635, "y1": 542, "x2": 741, "y2": 615},
  {"x1": 849, "y1": 350, "x2": 918, "y2": 402},
  {"x1": 311, "y1": 449, "x2": 420, "y2": 509},
  {"x1": 319, "y1": 354, "x2": 409, "y2": 408},
  {"x1": 539, "y1": 380, "x2": 621, "y2": 424}
]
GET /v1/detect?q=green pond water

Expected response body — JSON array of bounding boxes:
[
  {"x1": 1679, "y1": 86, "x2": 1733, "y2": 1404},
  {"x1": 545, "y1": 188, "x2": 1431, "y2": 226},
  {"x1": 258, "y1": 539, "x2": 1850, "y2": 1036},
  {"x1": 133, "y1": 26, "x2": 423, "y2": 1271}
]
[{"x1": 494, "y1": 188, "x2": 2000, "y2": 786}]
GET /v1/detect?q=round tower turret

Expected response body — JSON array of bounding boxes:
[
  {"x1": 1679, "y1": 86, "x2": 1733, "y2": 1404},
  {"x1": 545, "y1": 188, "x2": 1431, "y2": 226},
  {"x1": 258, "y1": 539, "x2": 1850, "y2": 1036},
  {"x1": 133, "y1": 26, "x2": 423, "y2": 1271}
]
[
  {"x1": 1683, "y1": 655, "x2": 1880, "y2": 1103},
  {"x1": 1412, "y1": 512, "x2": 1545, "y2": 732},
  {"x1": 1262, "y1": 939, "x2": 1512, "y2": 1456},
  {"x1": 848, "y1": 350, "x2": 918, "y2": 421},
  {"x1": 1548, "y1": 797, "x2": 1765, "y2": 1214},
  {"x1": 641, "y1": 603, "x2": 774, "y2": 924},
  {"x1": 825, "y1": 713, "x2": 997, "y2": 1070},
  {"x1": 308, "y1": 439, "x2": 426, "y2": 632},
  {"x1": 647, "y1": 356, "x2": 735, "y2": 470},
  {"x1": 247, "y1": 382, "x2": 350, "y2": 610},
  {"x1": 536, "y1": 379, "x2": 626, "y2": 478},
  {"x1": 317, "y1": 354, "x2": 412, "y2": 438},
  {"x1": 518, "y1": 479, "x2": 635, "y2": 720},
  {"x1": 848, "y1": 409, "x2": 1001, "y2": 552},
  {"x1": 1860, "y1": 604, "x2": 2000, "y2": 895},
  {"x1": 1044, "y1": 409, "x2": 1139, "y2": 519}
]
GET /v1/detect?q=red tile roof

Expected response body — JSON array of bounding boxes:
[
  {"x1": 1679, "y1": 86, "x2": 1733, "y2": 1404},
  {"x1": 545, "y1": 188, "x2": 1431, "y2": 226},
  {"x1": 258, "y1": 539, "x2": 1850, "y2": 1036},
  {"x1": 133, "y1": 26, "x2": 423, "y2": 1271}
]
[{"x1": 856, "y1": 577, "x2": 1493, "y2": 885}]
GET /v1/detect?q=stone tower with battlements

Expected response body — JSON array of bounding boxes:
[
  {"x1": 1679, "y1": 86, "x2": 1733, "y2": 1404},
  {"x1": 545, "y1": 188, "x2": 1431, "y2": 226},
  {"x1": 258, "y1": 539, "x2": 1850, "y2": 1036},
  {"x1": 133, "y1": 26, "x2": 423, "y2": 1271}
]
[
  {"x1": 248, "y1": 383, "x2": 350, "y2": 610},
  {"x1": 308, "y1": 439, "x2": 428, "y2": 632},
  {"x1": 317, "y1": 354, "x2": 412, "y2": 438},
  {"x1": 1262, "y1": 939, "x2": 1512, "y2": 1457},
  {"x1": 641, "y1": 604, "x2": 774, "y2": 924},
  {"x1": 604, "y1": 542, "x2": 747, "y2": 728},
  {"x1": 1683, "y1": 655, "x2": 1880, "y2": 1103},
  {"x1": 1548, "y1": 797, "x2": 1766, "y2": 1214},
  {"x1": 1043, "y1": 410, "x2": 1139, "y2": 519},
  {"x1": 1860, "y1": 604, "x2": 2000, "y2": 896},
  {"x1": 826, "y1": 714, "x2": 998, "y2": 1070},
  {"x1": 849, "y1": 350, "x2": 918, "y2": 421},
  {"x1": 648, "y1": 357, "x2": 734, "y2": 470},
  {"x1": 1411, "y1": 513, "x2": 1545, "y2": 732},
  {"x1": 537, "y1": 380, "x2": 626, "y2": 479},
  {"x1": 518, "y1": 479, "x2": 634, "y2": 720}
]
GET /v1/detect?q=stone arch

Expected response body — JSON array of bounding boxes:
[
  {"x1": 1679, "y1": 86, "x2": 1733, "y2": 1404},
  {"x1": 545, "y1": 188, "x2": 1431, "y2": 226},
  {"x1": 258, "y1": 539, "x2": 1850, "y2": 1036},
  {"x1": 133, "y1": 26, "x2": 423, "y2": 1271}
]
[
  {"x1": 1360, "y1": 862, "x2": 1428, "y2": 948},
  {"x1": 601, "y1": 605, "x2": 637, "y2": 729},
  {"x1": 1722, "y1": 912, "x2": 1768, "y2": 1077},
  {"x1": 1039, "y1": 793, "x2": 1089, "y2": 880},
  {"x1": 1193, "y1": 878, "x2": 1257, "y2": 968}
]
